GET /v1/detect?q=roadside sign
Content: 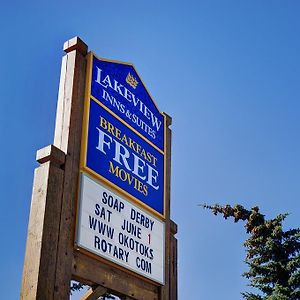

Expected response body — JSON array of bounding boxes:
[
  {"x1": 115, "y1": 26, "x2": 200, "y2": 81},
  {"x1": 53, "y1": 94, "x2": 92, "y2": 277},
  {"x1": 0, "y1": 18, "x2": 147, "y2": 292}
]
[
  {"x1": 77, "y1": 174, "x2": 165, "y2": 284},
  {"x1": 22, "y1": 38, "x2": 177, "y2": 300},
  {"x1": 77, "y1": 52, "x2": 167, "y2": 283}
]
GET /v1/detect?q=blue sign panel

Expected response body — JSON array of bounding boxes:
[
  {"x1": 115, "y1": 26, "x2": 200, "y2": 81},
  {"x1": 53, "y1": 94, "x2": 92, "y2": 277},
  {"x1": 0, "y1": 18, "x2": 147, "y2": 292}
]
[
  {"x1": 81, "y1": 52, "x2": 166, "y2": 217},
  {"x1": 91, "y1": 56, "x2": 164, "y2": 151},
  {"x1": 85, "y1": 99, "x2": 164, "y2": 215}
]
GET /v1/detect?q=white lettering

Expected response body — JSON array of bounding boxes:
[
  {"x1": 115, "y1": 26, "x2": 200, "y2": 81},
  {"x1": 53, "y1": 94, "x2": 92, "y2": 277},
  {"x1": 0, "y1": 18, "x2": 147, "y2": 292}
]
[
  {"x1": 146, "y1": 164, "x2": 159, "y2": 190},
  {"x1": 95, "y1": 128, "x2": 112, "y2": 154},
  {"x1": 95, "y1": 128, "x2": 160, "y2": 191},
  {"x1": 113, "y1": 139, "x2": 132, "y2": 171},
  {"x1": 132, "y1": 153, "x2": 146, "y2": 180},
  {"x1": 94, "y1": 68, "x2": 162, "y2": 134}
]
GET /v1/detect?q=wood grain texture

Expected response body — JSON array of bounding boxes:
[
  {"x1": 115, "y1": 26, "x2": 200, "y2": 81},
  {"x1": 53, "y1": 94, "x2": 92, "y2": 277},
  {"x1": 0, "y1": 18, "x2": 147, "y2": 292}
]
[
  {"x1": 159, "y1": 113, "x2": 173, "y2": 300},
  {"x1": 73, "y1": 251, "x2": 159, "y2": 300},
  {"x1": 169, "y1": 233, "x2": 178, "y2": 299},
  {"x1": 52, "y1": 37, "x2": 88, "y2": 299},
  {"x1": 20, "y1": 146, "x2": 65, "y2": 299},
  {"x1": 63, "y1": 36, "x2": 88, "y2": 55},
  {"x1": 36, "y1": 144, "x2": 65, "y2": 166}
]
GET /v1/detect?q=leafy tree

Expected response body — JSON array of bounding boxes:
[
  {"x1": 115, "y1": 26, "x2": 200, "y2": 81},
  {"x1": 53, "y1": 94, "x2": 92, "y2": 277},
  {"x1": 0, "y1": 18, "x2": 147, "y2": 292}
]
[
  {"x1": 70, "y1": 281, "x2": 84, "y2": 294},
  {"x1": 201, "y1": 204, "x2": 300, "y2": 299}
]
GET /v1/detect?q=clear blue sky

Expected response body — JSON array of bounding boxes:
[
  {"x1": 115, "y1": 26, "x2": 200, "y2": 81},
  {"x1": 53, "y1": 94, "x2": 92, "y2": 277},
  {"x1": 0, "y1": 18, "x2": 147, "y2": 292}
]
[{"x1": 1, "y1": 1, "x2": 300, "y2": 299}]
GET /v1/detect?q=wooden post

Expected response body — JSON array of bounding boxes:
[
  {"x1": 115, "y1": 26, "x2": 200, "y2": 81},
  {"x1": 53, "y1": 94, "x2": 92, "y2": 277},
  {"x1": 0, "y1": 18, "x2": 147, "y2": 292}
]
[
  {"x1": 170, "y1": 221, "x2": 178, "y2": 299},
  {"x1": 52, "y1": 36, "x2": 88, "y2": 299},
  {"x1": 158, "y1": 113, "x2": 175, "y2": 300},
  {"x1": 20, "y1": 145, "x2": 66, "y2": 299}
]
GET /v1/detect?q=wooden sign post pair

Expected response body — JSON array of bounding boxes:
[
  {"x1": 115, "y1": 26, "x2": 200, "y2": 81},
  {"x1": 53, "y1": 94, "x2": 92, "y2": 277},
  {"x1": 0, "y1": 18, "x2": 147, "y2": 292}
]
[{"x1": 21, "y1": 37, "x2": 177, "y2": 300}]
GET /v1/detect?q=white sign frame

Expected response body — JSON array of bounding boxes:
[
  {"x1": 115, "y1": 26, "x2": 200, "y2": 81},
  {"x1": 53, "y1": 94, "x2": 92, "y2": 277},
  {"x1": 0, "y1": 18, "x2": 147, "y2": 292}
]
[{"x1": 76, "y1": 173, "x2": 165, "y2": 284}]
